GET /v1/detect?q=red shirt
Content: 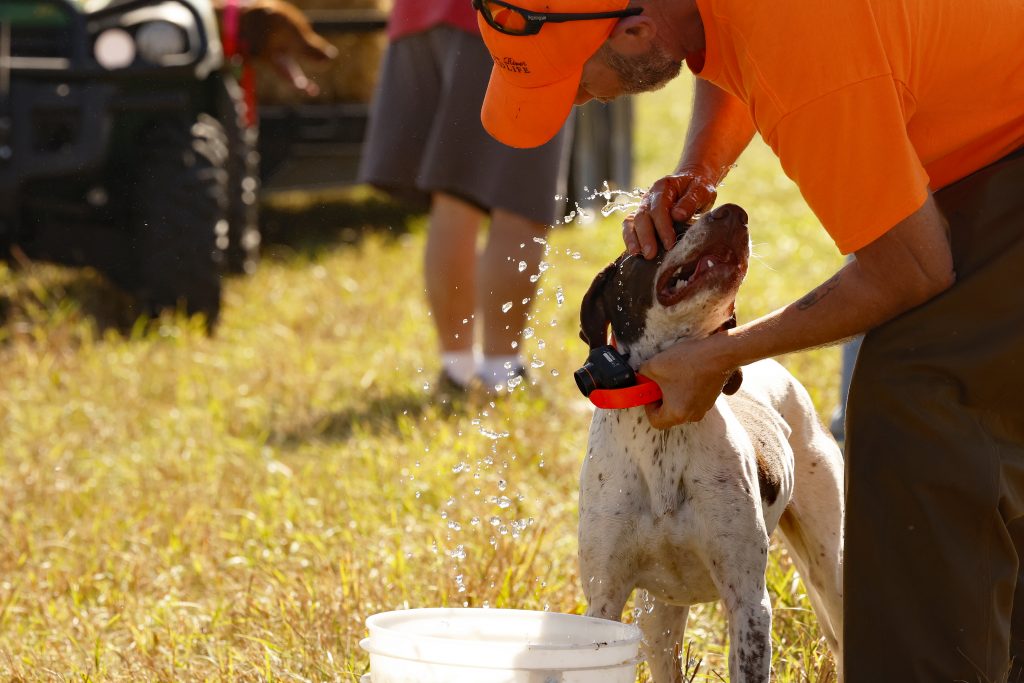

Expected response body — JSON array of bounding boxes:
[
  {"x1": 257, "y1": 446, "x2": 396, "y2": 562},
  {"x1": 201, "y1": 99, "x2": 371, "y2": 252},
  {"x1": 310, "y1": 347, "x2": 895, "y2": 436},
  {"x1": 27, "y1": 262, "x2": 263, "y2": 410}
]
[{"x1": 388, "y1": 0, "x2": 480, "y2": 41}]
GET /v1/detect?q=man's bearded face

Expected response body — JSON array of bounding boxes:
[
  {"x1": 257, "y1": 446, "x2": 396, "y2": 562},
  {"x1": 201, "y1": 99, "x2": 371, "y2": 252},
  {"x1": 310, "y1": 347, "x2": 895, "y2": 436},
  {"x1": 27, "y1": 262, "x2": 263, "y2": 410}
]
[{"x1": 597, "y1": 40, "x2": 683, "y2": 95}]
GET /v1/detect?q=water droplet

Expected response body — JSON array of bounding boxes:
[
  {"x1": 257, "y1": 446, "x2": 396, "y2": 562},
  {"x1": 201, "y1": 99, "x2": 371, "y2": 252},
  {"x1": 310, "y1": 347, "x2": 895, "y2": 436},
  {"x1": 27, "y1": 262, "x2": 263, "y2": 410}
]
[
  {"x1": 555, "y1": 287, "x2": 564, "y2": 306},
  {"x1": 496, "y1": 496, "x2": 512, "y2": 509},
  {"x1": 531, "y1": 358, "x2": 545, "y2": 369},
  {"x1": 523, "y1": 327, "x2": 535, "y2": 340},
  {"x1": 550, "y1": 369, "x2": 560, "y2": 377},
  {"x1": 501, "y1": 302, "x2": 514, "y2": 313},
  {"x1": 452, "y1": 462, "x2": 468, "y2": 473},
  {"x1": 518, "y1": 261, "x2": 527, "y2": 272}
]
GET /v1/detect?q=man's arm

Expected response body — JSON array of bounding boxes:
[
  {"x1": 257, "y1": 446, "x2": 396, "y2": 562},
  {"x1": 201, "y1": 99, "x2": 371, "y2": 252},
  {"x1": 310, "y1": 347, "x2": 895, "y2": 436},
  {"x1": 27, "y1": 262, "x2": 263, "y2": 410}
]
[
  {"x1": 624, "y1": 79, "x2": 756, "y2": 257},
  {"x1": 640, "y1": 193, "x2": 955, "y2": 428},
  {"x1": 677, "y1": 79, "x2": 757, "y2": 189}
]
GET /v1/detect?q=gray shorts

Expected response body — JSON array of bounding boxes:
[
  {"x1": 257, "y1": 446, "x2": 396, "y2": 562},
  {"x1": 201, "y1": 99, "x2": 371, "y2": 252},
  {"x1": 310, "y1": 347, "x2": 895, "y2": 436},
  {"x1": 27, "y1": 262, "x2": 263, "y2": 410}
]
[{"x1": 358, "y1": 25, "x2": 570, "y2": 225}]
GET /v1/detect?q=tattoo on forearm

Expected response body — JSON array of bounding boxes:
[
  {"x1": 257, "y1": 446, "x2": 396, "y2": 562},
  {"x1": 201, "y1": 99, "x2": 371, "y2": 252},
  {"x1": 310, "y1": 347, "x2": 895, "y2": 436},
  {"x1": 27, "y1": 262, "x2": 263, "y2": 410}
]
[{"x1": 796, "y1": 273, "x2": 842, "y2": 310}]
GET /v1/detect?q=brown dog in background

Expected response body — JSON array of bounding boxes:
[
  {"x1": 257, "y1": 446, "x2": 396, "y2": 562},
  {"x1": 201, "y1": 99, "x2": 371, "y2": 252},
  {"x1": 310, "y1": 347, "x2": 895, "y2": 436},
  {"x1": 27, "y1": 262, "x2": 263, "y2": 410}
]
[{"x1": 215, "y1": 0, "x2": 338, "y2": 95}]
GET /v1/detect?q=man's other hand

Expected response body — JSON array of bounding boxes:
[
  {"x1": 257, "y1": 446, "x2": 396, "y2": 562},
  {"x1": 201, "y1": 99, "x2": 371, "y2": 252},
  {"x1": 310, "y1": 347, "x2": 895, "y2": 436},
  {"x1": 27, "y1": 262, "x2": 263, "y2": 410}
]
[{"x1": 623, "y1": 165, "x2": 719, "y2": 259}]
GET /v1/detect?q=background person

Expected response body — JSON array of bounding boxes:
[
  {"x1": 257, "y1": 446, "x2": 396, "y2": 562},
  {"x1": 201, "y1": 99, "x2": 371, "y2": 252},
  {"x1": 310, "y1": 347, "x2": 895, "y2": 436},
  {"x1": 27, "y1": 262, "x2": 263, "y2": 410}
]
[
  {"x1": 359, "y1": 0, "x2": 570, "y2": 394},
  {"x1": 471, "y1": 0, "x2": 1024, "y2": 680}
]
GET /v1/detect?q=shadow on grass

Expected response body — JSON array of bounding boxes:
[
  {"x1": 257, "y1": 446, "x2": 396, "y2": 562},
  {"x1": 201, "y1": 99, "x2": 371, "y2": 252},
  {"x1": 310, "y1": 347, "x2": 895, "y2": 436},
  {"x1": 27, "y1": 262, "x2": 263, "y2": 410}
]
[
  {"x1": 271, "y1": 389, "x2": 461, "y2": 450},
  {"x1": 260, "y1": 185, "x2": 424, "y2": 256},
  {"x1": 1, "y1": 186, "x2": 423, "y2": 337},
  {"x1": 0, "y1": 260, "x2": 143, "y2": 340}
]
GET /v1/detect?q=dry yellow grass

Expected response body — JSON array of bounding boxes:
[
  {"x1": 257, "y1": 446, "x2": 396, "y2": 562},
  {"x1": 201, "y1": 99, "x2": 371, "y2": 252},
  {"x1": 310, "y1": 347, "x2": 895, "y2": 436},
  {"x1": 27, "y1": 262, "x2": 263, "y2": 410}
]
[{"x1": 0, "y1": 77, "x2": 844, "y2": 681}]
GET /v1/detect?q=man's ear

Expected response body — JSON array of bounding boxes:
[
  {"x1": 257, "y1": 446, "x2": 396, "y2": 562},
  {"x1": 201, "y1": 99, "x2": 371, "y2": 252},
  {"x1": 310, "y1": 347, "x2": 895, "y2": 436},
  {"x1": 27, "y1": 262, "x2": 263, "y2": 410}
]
[
  {"x1": 579, "y1": 262, "x2": 618, "y2": 349},
  {"x1": 606, "y1": 13, "x2": 657, "y2": 54}
]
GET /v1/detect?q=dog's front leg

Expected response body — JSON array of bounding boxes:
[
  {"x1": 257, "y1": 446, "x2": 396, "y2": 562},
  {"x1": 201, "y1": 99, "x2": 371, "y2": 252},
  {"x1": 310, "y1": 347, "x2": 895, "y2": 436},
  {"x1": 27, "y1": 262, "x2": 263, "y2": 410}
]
[
  {"x1": 578, "y1": 419, "x2": 642, "y2": 622},
  {"x1": 704, "y1": 515, "x2": 773, "y2": 682},
  {"x1": 578, "y1": 524, "x2": 635, "y2": 621},
  {"x1": 721, "y1": 583, "x2": 772, "y2": 683},
  {"x1": 638, "y1": 598, "x2": 690, "y2": 683}
]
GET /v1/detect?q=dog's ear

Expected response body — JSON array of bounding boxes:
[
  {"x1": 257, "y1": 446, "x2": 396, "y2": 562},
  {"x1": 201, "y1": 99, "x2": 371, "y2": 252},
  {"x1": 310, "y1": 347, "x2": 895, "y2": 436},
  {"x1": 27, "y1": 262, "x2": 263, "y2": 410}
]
[
  {"x1": 722, "y1": 368, "x2": 743, "y2": 396},
  {"x1": 579, "y1": 261, "x2": 618, "y2": 349}
]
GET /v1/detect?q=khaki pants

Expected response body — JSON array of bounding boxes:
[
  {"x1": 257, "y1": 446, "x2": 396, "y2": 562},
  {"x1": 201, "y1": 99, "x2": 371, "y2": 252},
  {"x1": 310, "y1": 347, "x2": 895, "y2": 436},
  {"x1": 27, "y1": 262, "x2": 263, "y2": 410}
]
[{"x1": 845, "y1": 148, "x2": 1024, "y2": 683}]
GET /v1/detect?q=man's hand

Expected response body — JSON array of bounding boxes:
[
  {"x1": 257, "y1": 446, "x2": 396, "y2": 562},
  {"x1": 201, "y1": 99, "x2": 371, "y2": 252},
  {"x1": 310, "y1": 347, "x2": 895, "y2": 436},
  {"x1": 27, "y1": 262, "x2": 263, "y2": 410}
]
[
  {"x1": 623, "y1": 165, "x2": 719, "y2": 259},
  {"x1": 640, "y1": 335, "x2": 737, "y2": 429}
]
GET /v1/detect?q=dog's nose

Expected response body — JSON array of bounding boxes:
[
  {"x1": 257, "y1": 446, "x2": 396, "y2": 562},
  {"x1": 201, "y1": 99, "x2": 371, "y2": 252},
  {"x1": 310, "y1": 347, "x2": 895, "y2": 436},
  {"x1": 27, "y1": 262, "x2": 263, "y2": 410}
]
[{"x1": 709, "y1": 204, "x2": 748, "y2": 225}]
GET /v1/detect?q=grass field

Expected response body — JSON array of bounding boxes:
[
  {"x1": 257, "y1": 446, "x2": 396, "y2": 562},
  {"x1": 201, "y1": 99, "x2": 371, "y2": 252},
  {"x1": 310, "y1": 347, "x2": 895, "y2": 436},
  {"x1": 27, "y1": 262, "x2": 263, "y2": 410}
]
[{"x1": 0, "y1": 76, "x2": 845, "y2": 681}]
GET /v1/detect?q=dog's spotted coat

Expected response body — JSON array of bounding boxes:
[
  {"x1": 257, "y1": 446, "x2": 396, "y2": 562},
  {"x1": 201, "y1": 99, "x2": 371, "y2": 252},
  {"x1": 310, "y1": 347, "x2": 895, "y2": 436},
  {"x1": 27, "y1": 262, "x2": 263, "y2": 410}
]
[{"x1": 577, "y1": 205, "x2": 844, "y2": 683}]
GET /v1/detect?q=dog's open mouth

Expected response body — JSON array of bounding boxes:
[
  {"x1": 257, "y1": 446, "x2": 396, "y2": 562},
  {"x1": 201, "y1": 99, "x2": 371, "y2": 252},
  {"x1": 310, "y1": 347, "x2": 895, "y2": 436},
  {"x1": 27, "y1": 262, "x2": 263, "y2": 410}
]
[{"x1": 656, "y1": 247, "x2": 740, "y2": 306}]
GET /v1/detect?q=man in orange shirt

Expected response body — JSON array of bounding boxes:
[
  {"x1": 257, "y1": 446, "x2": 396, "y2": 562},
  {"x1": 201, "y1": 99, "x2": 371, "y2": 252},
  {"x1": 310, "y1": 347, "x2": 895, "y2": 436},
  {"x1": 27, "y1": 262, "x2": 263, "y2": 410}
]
[{"x1": 472, "y1": 0, "x2": 1024, "y2": 680}]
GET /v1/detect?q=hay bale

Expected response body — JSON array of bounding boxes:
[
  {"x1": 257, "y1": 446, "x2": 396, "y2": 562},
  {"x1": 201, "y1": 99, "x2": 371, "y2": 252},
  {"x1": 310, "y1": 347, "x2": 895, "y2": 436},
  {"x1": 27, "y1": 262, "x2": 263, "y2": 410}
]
[{"x1": 254, "y1": 0, "x2": 391, "y2": 105}]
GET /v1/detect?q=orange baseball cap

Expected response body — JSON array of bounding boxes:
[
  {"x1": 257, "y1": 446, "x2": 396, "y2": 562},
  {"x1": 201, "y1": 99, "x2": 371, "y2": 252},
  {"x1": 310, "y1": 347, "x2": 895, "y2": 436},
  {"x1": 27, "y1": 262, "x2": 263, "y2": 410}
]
[{"x1": 477, "y1": 0, "x2": 631, "y2": 149}]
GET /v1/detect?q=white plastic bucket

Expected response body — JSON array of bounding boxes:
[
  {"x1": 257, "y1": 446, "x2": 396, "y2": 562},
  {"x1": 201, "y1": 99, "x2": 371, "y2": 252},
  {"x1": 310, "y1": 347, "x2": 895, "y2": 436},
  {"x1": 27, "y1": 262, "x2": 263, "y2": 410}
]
[{"x1": 359, "y1": 608, "x2": 641, "y2": 683}]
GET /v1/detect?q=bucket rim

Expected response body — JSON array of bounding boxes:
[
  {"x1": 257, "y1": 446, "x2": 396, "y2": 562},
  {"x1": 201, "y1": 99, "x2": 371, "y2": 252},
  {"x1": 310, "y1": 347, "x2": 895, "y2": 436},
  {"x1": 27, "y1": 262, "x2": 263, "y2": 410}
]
[
  {"x1": 360, "y1": 638, "x2": 644, "y2": 671},
  {"x1": 361, "y1": 608, "x2": 642, "y2": 670}
]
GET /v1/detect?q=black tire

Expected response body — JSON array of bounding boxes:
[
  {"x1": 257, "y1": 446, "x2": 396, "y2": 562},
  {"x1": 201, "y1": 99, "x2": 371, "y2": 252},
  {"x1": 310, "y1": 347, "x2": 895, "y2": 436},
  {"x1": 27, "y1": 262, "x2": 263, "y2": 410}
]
[
  {"x1": 220, "y1": 77, "x2": 261, "y2": 275},
  {"x1": 130, "y1": 114, "x2": 228, "y2": 326}
]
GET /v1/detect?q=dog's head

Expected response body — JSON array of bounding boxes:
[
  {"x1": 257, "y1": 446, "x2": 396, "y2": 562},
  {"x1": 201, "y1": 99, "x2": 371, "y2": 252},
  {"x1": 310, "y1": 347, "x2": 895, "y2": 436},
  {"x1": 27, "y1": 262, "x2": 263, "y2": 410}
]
[
  {"x1": 237, "y1": 0, "x2": 337, "y2": 95},
  {"x1": 580, "y1": 203, "x2": 751, "y2": 368}
]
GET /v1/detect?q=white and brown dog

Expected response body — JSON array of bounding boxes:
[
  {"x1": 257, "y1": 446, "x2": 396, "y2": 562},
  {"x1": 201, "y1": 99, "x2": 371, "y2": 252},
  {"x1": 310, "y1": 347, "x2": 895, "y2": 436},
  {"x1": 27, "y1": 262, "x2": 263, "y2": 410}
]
[{"x1": 577, "y1": 204, "x2": 844, "y2": 682}]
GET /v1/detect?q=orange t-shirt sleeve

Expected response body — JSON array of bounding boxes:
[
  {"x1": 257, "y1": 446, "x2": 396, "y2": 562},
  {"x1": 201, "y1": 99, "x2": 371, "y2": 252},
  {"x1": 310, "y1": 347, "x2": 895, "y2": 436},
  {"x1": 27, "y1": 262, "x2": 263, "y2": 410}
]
[{"x1": 765, "y1": 74, "x2": 930, "y2": 254}]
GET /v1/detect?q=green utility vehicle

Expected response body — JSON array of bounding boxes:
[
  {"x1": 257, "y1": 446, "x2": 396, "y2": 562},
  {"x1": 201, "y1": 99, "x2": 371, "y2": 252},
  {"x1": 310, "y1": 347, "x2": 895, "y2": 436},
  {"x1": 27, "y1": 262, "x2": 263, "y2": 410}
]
[{"x1": 0, "y1": 0, "x2": 259, "y2": 325}]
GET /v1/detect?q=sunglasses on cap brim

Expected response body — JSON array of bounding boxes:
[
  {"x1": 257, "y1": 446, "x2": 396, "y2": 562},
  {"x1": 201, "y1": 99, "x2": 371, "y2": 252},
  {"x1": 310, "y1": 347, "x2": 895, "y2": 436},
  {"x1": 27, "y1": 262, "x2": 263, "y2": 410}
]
[{"x1": 472, "y1": 0, "x2": 644, "y2": 36}]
